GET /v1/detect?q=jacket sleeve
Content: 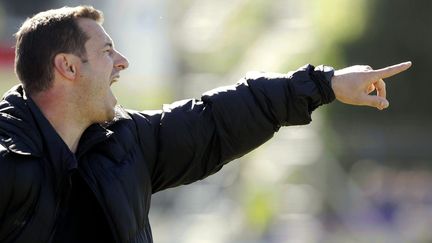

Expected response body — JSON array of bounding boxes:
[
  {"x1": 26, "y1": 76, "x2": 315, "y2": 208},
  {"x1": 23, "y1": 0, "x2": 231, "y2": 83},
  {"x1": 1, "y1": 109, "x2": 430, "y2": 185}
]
[
  {"x1": 144, "y1": 64, "x2": 335, "y2": 193},
  {"x1": 0, "y1": 149, "x2": 13, "y2": 242}
]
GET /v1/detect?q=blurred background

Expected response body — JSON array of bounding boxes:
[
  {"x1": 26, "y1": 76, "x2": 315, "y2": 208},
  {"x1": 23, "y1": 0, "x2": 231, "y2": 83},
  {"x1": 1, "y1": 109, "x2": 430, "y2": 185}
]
[{"x1": 0, "y1": 0, "x2": 430, "y2": 242}]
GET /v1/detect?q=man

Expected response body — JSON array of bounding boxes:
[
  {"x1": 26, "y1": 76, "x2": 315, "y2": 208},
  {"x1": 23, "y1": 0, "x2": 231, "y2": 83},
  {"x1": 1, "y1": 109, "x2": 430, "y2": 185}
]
[{"x1": 0, "y1": 5, "x2": 411, "y2": 243}]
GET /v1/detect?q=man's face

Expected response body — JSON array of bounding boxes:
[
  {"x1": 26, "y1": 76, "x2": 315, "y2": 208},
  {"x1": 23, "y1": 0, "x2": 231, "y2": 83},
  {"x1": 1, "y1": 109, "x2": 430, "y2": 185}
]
[{"x1": 76, "y1": 18, "x2": 129, "y2": 123}]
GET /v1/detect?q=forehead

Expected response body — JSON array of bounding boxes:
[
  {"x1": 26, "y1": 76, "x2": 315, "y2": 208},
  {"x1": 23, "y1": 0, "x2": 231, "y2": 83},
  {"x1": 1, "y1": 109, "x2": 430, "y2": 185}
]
[{"x1": 77, "y1": 18, "x2": 112, "y2": 47}]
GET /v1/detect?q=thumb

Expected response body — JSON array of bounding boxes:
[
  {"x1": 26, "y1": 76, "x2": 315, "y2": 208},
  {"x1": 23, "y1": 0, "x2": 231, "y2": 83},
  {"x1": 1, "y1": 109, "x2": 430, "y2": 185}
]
[{"x1": 361, "y1": 94, "x2": 389, "y2": 110}]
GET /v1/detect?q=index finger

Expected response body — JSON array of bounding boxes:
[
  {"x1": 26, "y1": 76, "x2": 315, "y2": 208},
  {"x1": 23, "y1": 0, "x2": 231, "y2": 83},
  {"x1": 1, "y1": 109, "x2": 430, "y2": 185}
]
[{"x1": 372, "y1": 61, "x2": 412, "y2": 79}]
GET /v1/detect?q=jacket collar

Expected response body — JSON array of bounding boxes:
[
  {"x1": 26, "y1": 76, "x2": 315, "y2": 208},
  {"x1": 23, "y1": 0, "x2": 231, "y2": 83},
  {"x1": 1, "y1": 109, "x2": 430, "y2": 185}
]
[
  {"x1": 0, "y1": 85, "x2": 43, "y2": 157},
  {"x1": 0, "y1": 134, "x2": 38, "y2": 156},
  {"x1": 0, "y1": 85, "x2": 132, "y2": 158},
  {"x1": 75, "y1": 106, "x2": 132, "y2": 159}
]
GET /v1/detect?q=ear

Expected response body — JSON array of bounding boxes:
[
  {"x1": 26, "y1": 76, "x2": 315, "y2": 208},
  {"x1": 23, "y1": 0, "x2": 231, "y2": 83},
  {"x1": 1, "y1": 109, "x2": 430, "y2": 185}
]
[{"x1": 53, "y1": 53, "x2": 80, "y2": 80}]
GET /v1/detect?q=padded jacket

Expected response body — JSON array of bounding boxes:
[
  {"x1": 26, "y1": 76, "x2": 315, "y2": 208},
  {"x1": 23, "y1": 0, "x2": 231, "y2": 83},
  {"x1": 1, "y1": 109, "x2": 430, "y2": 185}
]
[{"x1": 0, "y1": 64, "x2": 334, "y2": 242}]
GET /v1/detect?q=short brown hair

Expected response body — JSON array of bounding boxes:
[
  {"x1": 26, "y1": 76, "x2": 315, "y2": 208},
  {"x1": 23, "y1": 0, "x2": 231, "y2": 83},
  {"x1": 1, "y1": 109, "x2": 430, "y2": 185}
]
[{"x1": 14, "y1": 5, "x2": 104, "y2": 94}]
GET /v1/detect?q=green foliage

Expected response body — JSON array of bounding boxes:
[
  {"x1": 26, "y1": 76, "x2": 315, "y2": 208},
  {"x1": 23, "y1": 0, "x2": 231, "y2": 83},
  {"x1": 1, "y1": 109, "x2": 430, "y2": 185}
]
[
  {"x1": 312, "y1": 0, "x2": 368, "y2": 67},
  {"x1": 183, "y1": 0, "x2": 272, "y2": 73},
  {"x1": 244, "y1": 188, "x2": 276, "y2": 231}
]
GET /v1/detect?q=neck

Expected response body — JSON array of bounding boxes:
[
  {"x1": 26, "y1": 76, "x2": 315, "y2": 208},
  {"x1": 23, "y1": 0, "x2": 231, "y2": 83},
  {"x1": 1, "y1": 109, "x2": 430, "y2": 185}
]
[{"x1": 31, "y1": 88, "x2": 90, "y2": 153}]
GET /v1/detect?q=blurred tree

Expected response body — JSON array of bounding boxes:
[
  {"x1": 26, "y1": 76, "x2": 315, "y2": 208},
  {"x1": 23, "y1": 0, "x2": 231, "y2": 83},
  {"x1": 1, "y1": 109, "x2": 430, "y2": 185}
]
[
  {"x1": 329, "y1": 0, "x2": 431, "y2": 168},
  {"x1": 179, "y1": 0, "x2": 272, "y2": 74}
]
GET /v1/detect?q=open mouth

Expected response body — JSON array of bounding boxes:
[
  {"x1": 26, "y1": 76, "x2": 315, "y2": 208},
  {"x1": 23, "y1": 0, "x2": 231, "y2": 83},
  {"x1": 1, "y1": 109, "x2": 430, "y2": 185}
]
[{"x1": 110, "y1": 75, "x2": 120, "y2": 85}]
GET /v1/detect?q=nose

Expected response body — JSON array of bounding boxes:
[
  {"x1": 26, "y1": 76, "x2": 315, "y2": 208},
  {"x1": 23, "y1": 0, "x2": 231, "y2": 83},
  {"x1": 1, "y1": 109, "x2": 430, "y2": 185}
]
[{"x1": 114, "y1": 50, "x2": 129, "y2": 70}]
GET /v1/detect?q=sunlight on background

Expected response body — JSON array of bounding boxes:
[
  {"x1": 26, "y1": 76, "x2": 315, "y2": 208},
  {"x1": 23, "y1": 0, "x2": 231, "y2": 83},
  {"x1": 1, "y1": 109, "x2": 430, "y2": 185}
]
[{"x1": 0, "y1": 0, "x2": 428, "y2": 242}]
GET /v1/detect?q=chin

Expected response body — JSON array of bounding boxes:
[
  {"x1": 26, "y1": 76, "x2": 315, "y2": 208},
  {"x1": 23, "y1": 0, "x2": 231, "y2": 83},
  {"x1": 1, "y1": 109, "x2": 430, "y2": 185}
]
[
  {"x1": 93, "y1": 107, "x2": 116, "y2": 124},
  {"x1": 104, "y1": 97, "x2": 117, "y2": 120},
  {"x1": 104, "y1": 107, "x2": 116, "y2": 122}
]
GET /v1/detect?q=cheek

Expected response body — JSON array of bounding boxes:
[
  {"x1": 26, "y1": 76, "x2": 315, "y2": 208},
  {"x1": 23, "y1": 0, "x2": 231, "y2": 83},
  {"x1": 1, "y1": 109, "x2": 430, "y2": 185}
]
[{"x1": 102, "y1": 56, "x2": 114, "y2": 71}]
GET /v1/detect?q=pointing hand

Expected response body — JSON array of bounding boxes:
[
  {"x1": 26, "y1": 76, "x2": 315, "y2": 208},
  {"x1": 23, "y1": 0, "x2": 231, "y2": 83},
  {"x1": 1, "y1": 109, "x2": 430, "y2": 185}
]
[{"x1": 331, "y1": 61, "x2": 412, "y2": 110}]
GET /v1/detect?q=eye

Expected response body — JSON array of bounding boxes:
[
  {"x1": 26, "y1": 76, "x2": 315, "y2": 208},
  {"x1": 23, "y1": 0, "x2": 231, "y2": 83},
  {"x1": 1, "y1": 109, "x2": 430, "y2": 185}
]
[{"x1": 104, "y1": 49, "x2": 113, "y2": 55}]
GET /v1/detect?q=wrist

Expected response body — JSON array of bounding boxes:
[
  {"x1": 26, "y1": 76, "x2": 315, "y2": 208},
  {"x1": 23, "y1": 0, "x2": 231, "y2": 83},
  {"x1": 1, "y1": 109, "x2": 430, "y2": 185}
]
[{"x1": 313, "y1": 65, "x2": 336, "y2": 104}]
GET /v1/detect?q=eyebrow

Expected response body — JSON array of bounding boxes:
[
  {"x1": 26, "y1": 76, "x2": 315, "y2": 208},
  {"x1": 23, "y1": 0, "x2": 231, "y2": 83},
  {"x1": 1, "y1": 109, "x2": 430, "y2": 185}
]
[{"x1": 104, "y1": 42, "x2": 113, "y2": 48}]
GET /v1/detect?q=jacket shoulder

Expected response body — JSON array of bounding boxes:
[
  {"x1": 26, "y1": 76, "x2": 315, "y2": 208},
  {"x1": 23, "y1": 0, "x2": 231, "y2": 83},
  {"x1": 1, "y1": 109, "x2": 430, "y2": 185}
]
[
  {"x1": 104, "y1": 109, "x2": 161, "y2": 160},
  {"x1": 0, "y1": 136, "x2": 18, "y2": 160}
]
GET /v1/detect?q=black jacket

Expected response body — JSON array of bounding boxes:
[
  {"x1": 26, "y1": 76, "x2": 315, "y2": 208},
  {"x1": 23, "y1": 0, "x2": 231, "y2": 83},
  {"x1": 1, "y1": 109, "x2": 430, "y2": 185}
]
[{"x1": 0, "y1": 64, "x2": 334, "y2": 243}]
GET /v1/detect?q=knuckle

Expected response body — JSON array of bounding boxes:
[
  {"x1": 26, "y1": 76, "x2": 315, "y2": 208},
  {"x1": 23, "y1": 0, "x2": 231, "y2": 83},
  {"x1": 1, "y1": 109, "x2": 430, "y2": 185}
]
[{"x1": 365, "y1": 65, "x2": 372, "y2": 70}]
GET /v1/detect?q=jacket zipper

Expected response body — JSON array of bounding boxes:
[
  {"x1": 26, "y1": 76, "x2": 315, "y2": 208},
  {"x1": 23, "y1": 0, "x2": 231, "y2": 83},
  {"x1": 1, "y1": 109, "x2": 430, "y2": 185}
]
[
  {"x1": 48, "y1": 171, "x2": 73, "y2": 242},
  {"x1": 78, "y1": 169, "x2": 121, "y2": 243}
]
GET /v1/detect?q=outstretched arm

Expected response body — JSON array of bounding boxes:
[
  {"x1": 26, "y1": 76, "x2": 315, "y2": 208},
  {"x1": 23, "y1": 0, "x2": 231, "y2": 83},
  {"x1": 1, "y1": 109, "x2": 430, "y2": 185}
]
[{"x1": 143, "y1": 62, "x2": 411, "y2": 193}]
